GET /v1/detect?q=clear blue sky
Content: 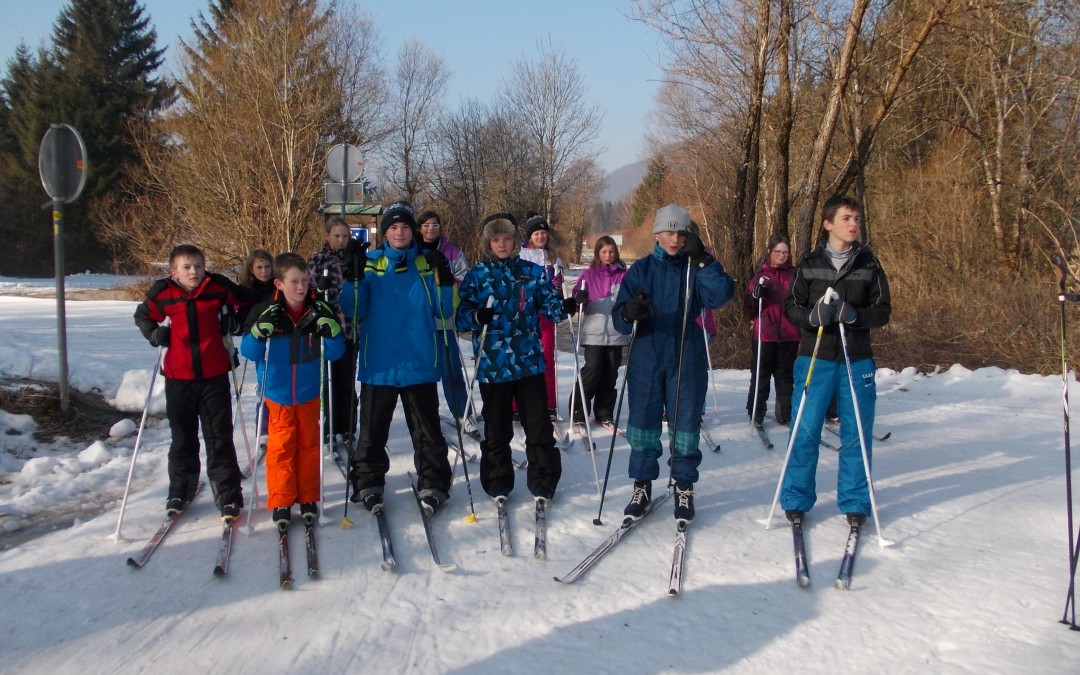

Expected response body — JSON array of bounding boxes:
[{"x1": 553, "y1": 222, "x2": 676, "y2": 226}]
[{"x1": 0, "y1": 0, "x2": 662, "y2": 172}]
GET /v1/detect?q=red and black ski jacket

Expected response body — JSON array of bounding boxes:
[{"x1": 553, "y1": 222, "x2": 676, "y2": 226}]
[{"x1": 134, "y1": 273, "x2": 250, "y2": 380}]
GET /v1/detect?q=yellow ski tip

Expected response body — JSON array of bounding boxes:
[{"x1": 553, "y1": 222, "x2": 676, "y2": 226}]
[
  {"x1": 341, "y1": 516, "x2": 355, "y2": 529},
  {"x1": 465, "y1": 513, "x2": 477, "y2": 523}
]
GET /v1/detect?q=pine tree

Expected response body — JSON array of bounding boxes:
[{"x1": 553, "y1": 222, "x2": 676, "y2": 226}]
[
  {"x1": 0, "y1": 0, "x2": 169, "y2": 273},
  {"x1": 49, "y1": 0, "x2": 170, "y2": 200}
]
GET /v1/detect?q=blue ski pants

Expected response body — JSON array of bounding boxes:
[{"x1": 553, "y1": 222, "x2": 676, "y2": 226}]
[{"x1": 780, "y1": 356, "x2": 876, "y2": 515}]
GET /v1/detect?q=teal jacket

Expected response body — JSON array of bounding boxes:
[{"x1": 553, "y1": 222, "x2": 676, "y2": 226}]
[{"x1": 340, "y1": 243, "x2": 457, "y2": 387}]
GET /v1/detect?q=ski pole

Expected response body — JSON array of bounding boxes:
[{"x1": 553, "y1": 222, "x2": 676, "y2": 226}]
[
  {"x1": 241, "y1": 337, "x2": 271, "y2": 536},
  {"x1": 231, "y1": 359, "x2": 248, "y2": 426},
  {"x1": 109, "y1": 344, "x2": 164, "y2": 543},
  {"x1": 837, "y1": 320, "x2": 892, "y2": 547},
  {"x1": 225, "y1": 334, "x2": 255, "y2": 484},
  {"x1": 565, "y1": 280, "x2": 601, "y2": 495},
  {"x1": 664, "y1": 257, "x2": 694, "y2": 489},
  {"x1": 764, "y1": 287, "x2": 836, "y2": 529},
  {"x1": 702, "y1": 309, "x2": 721, "y2": 421},
  {"x1": 435, "y1": 265, "x2": 477, "y2": 522},
  {"x1": 750, "y1": 294, "x2": 764, "y2": 428},
  {"x1": 1052, "y1": 254, "x2": 1080, "y2": 627},
  {"x1": 465, "y1": 296, "x2": 496, "y2": 397},
  {"x1": 319, "y1": 270, "x2": 334, "y2": 526},
  {"x1": 593, "y1": 322, "x2": 637, "y2": 526}
]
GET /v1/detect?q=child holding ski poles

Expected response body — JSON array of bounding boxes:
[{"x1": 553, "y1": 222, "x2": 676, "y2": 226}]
[
  {"x1": 341, "y1": 200, "x2": 457, "y2": 515},
  {"x1": 133, "y1": 244, "x2": 250, "y2": 521},
  {"x1": 415, "y1": 209, "x2": 474, "y2": 432},
  {"x1": 308, "y1": 216, "x2": 359, "y2": 455},
  {"x1": 519, "y1": 213, "x2": 565, "y2": 419},
  {"x1": 569, "y1": 235, "x2": 628, "y2": 429},
  {"x1": 241, "y1": 252, "x2": 344, "y2": 526},
  {"x1": 745, "y1": 235, "x2": 799, "y2": 427},
  {"x1": 239, "y1": 248, "x2": 276, "y2": 446},
  {"x1": 456, "y1": 212, "x2": 575, "y2": 505},
  {"x1": 611, "y1": 204, "x2": 734, "y2": 525},
  {"x1": 779, "y1": 194, "x2": 891, "y2": 526}
]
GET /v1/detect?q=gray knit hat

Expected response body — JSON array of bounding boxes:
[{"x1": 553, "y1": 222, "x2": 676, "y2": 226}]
[
  {"x1": 651, "y1": 204, "x2": 693, "y2": 235},
  {"x1": 481, "y1": 212, "x2": 519, "y2": 259}
]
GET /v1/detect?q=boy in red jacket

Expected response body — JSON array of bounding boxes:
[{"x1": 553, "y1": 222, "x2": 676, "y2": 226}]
[{"x1": 134, "y1": 244, "x2": 248, "y2": 521}]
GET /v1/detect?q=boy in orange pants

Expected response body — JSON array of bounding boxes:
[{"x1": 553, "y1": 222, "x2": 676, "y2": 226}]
[{"x1": 241, "y1": 253, "x2": 344, "y2": 526}]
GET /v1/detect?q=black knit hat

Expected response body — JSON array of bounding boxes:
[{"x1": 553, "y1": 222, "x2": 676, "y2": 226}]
[
  {"x1": 381, "y1": 200, "x2": 417, "y2": 235},
  {"x1": 524, "y1": 212, "x2": 550, "y2": 240}
]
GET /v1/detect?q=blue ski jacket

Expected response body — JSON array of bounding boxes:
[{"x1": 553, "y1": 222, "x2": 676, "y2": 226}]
[
  {"x1": 339, "y1": 242, "x2": 457, "y2": 388},
  {"x1": 456, "y1": 255, "x2": 566, "y2": 384}
]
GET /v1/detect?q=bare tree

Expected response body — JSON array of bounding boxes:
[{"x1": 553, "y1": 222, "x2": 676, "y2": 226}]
[
  {"x1": 123, "y1": 0, "x2": 384, "y2": 267},
  {"x1": 500, "y1": 40, "x2": 603, "y2": 221},
  {"x1": 556, "y1": 157, "x2": 607, "y2": 263},
  {"x1": 379, "y1": 39, "x2": 450, "y2": 202},
  {"x1": 791, "y1": 0, "x2": 870, "y2": 254}
]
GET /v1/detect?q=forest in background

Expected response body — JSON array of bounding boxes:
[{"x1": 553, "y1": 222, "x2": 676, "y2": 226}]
[{"x1": 1, "y1": 1, "x2": 1078, "y2": 375}]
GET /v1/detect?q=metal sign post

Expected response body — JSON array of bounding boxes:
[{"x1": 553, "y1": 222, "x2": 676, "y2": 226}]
[
  {"x1": 324, "y1": 143, "x2": 365, "y2": 234},
  {"x1": 38, "y1": 123, "x2": 88, "y2": 413}
]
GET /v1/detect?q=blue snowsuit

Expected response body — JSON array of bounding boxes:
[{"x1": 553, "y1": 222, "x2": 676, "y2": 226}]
[
  {"x1": 779, "y1": 241, "x2": 891, "y2": 516},
  {"x1": 612, "y1": 245, "x2": 734, "y2": 484}
]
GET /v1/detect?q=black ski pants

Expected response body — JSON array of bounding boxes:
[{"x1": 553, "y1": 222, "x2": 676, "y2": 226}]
[
  {"x1": 478, "y1": 374, "x2": 561, "y2": 500},
  {"x1": 324, "y1": 339, "x2": 358, "y2": 439},
  {"x1": 350, "y1": 382, "x2": 451, "y2": 495},
  {"x1": 571, "y1": 344, "x2": 623, "y2": 423},
  {"x1": 165, "y1": 374, "x2": 243, "y2": 508},
  {"x1": 746, "y1": 341, "x2": 798, "y2": 424}
]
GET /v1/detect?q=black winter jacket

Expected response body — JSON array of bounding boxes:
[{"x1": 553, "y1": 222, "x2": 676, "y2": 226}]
[{"x1": 784, "y1": 242, "x2": 890, "y2": 362}]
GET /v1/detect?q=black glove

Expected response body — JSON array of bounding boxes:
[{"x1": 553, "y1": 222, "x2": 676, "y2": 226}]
[
  {"x1": 573, "y1": 289, "x2": 589, "y2": 304},
  {"x1": 808, "y1": 296, "x2": 836, "y2": 327},
  {"x1": 343, "y1": 239, "x2": 370, "y2": 281},
  {"x1": 621, "y1": 292, "x2": 650, "y2": 322},
  {"x1": 300, "y1": 300, "x2": 342, "y2": 338},
  {"x1": 562, "y1": 297, "x2": 579, "y2": 317},
  {"x1": 251, "y1": 303, "x2": 284, "y2": 338},
  {"x1": 149, "y1": 325, "x2": 170, "y2": 347},
  {"x1": 833, "y1": 298, "x2": 857, "y2": 324},
  {"x1": 220, "y1": 308, "x2": 241, "y2": 336},
  {"x1": 683, "y1": 232, "x2": 714, "y2": 268},
  {"x1": 750, "y1": 275, "x2": 768, "y2": 300},
  {"x1": 476, "y1": 307, "x2": 495, "y2": 325},
  {"x1": 315, "y1": 269, "x2": 332, "y2": 293},
  {"x1": 423, "y1": 249, "x2": 454, "y2": 287}
]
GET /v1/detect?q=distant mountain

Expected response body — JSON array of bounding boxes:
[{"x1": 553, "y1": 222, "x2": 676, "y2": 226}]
[{"x1": 601, "y1": 160, "x2": 646, "y2": 203}]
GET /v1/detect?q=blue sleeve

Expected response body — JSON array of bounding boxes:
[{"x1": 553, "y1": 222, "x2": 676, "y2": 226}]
[
  {"x1": 239, "y1": 332, "x2": 265, "y2": 362},
  {"x1": 323, "y1": 333, "x2": 346, "y2": 362},
  {"x1": 456, "y1": 270, "x2": 480, "y2": 332},
  {"x1": 611, "y1": 262, "x2": 643, "y2": 335},
  {"x1": 695, "y1": 259, "x2": 735, "y2": 310}
]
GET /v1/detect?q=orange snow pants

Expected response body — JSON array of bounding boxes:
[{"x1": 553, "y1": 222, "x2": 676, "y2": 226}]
[{"x1": 264, "y1": 398, "x2": 321, "y2": 509}]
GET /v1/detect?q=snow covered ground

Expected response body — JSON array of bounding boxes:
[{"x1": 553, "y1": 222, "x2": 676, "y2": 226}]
[{"x1": 0, "y1": 284, "x2": 1078, "y2": 673}]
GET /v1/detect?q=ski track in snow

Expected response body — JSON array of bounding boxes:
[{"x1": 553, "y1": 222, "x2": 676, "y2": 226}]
[{"x1": 0, "y1": 292, "x2": 1078, "y2": 673}]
